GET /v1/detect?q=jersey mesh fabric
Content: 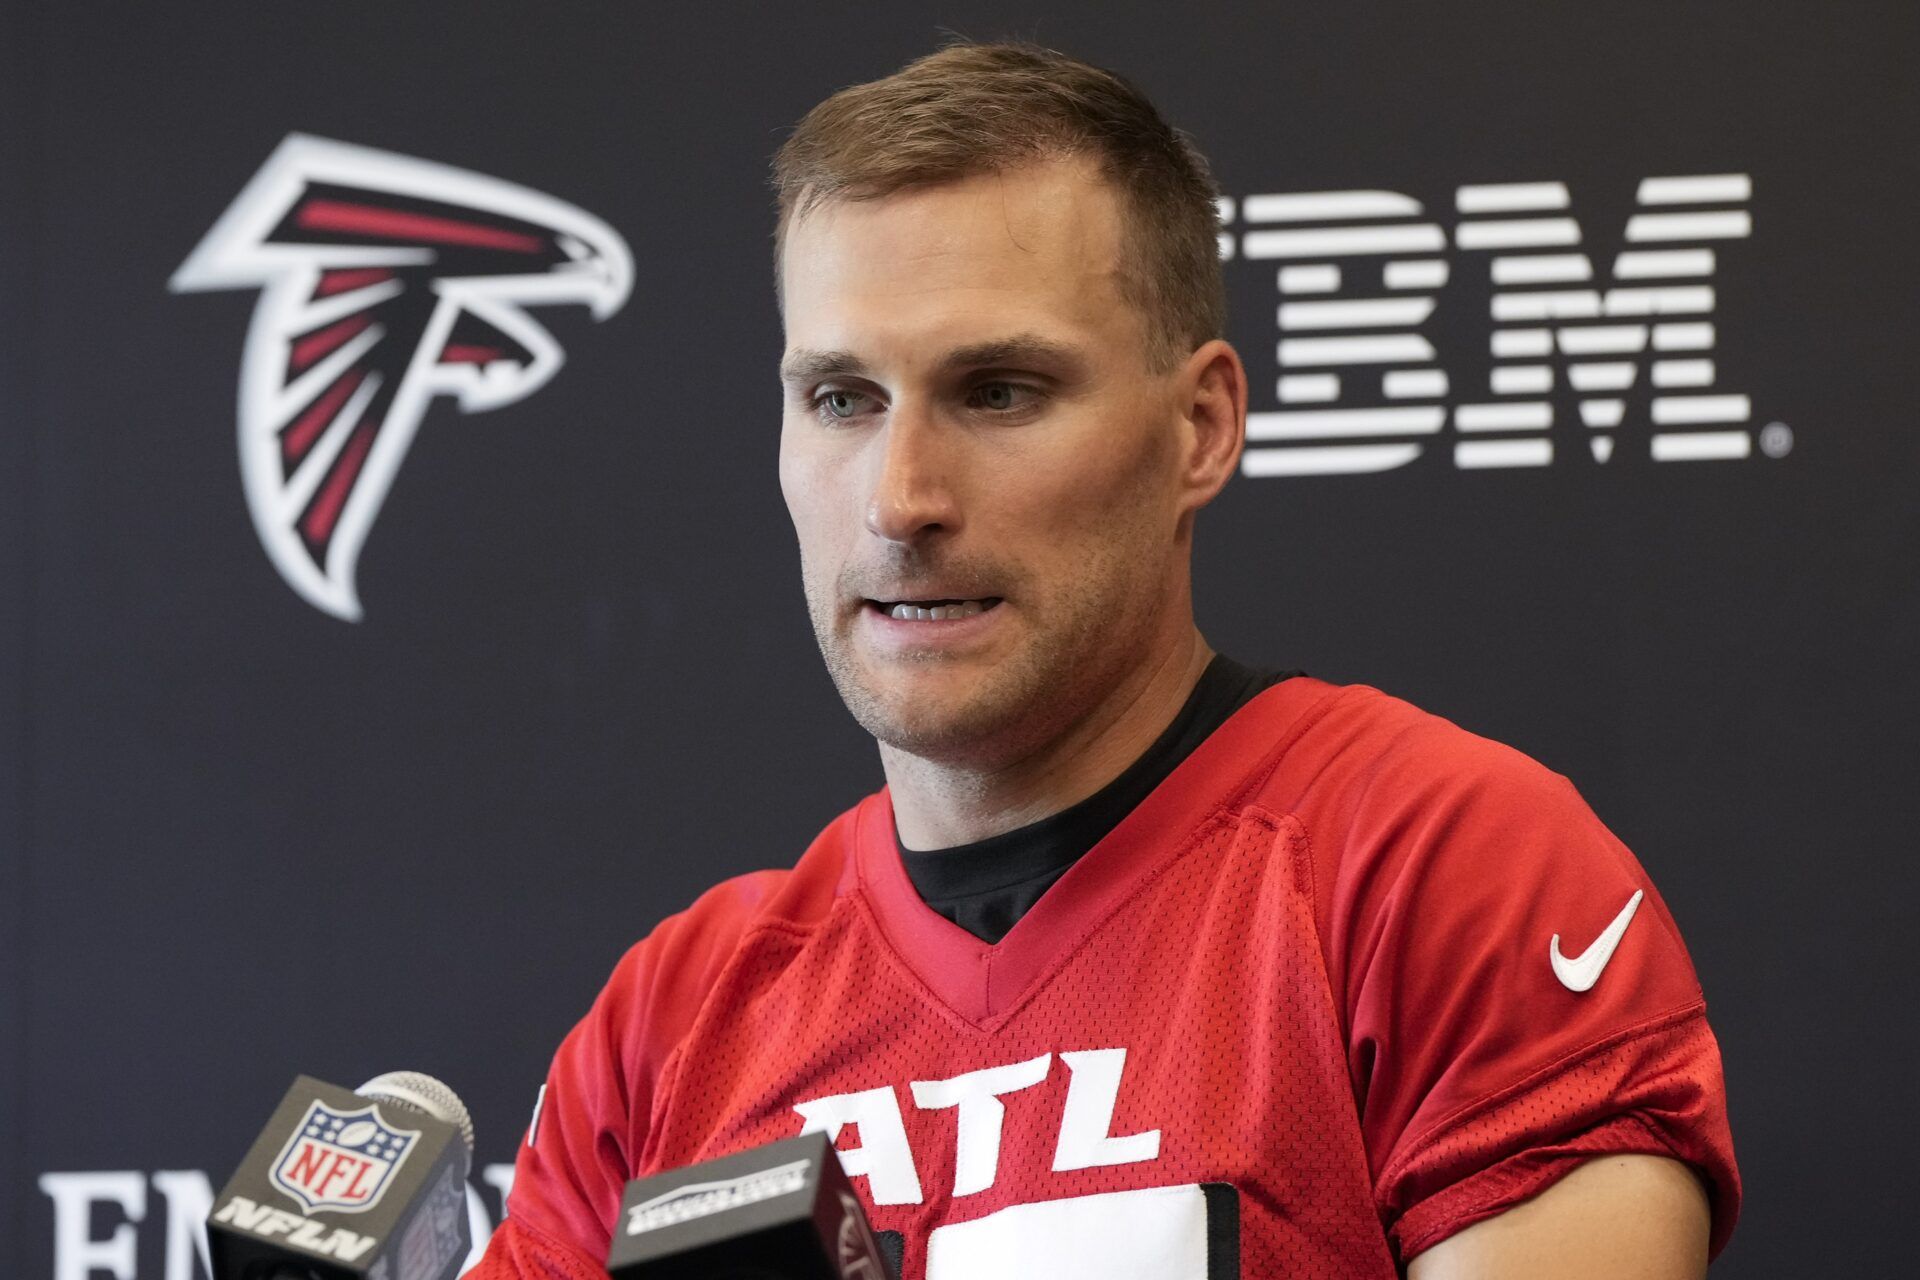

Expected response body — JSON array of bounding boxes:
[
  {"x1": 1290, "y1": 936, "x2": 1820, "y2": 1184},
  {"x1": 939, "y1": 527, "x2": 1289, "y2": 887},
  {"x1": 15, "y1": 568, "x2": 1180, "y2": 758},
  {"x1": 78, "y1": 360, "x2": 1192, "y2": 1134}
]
[
  {"x1": 488, "y1": 678, "x2": 1739, "y2": 1278},
  {"x1": 465, "y1": 1217, "x2": 611, "y2": 1280},
  {"x1": 618, "y1": 808, "x2": 1393, "y2": 1277},
  {"x1": 1385, "y1": 1013, "x2": 1728, "y2": 1257}
]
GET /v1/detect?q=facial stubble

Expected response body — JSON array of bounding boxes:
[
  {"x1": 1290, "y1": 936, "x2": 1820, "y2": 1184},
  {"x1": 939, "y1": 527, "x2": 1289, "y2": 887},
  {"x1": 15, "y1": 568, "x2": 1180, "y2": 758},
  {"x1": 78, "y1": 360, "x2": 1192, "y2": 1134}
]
[{"x1": 801, "y1": 496, "x2": 1174, "y2": 774}]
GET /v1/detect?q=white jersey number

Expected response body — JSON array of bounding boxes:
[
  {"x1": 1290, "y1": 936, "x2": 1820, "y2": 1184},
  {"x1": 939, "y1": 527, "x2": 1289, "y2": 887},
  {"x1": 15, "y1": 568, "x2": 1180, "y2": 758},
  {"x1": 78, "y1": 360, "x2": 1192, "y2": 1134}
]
[{"x1": 924, "y1": 1182, "x2": 1237, "y2": 1279}]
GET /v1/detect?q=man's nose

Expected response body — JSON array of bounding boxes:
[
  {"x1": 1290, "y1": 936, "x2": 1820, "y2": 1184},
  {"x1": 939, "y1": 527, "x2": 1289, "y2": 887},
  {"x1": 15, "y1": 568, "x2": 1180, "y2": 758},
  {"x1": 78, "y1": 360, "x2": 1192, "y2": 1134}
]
[{"x1": 864, "y1": 407, "x2": 960, "y2": 544}]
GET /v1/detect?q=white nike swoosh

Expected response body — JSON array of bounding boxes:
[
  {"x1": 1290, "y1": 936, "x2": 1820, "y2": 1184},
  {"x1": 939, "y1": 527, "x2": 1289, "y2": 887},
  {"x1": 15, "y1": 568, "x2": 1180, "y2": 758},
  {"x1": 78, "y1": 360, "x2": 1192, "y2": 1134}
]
[{"x1": 1549, "y1": 889, "x2": 1645, "y2": 992}]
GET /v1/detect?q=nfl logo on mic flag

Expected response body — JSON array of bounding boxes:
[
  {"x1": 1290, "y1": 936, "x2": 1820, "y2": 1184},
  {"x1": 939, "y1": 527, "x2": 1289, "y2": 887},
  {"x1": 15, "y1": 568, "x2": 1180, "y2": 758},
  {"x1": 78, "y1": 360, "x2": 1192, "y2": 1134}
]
[
  {"x1": 207, "y1": 1075, "x2": 471, "y2": 1280},
  {"x1": 270, "y1": 1098, "x2": 420, "y2": 1213}
]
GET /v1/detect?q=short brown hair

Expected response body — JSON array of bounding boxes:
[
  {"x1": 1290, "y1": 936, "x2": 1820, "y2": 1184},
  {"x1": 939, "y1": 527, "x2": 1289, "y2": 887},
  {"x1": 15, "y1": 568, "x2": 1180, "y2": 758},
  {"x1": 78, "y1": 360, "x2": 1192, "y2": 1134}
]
[{"x1": 772, "y1": 39, "x2": 1226, "y2": 373}]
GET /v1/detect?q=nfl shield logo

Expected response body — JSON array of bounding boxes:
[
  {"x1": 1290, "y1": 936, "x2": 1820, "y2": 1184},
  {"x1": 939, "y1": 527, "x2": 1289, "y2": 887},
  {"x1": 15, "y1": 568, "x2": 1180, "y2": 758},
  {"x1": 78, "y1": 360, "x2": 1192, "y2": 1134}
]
[{"x1": 270, "y1": 1099, "x2": 421, "y2": 1214}]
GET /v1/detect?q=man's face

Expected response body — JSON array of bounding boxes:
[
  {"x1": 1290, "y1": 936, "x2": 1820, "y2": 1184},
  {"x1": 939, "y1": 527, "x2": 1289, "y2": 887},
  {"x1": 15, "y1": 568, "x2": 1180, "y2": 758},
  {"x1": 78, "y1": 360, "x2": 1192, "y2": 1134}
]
[{"x1": 777, "y1": 157, "x2": 1196, "y2": 766}]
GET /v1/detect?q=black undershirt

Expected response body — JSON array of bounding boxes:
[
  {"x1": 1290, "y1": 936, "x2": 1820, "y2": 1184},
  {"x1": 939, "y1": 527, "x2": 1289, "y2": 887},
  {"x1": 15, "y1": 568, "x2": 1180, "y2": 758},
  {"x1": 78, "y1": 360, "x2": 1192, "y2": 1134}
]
[{"x1": 898, "y1": 655, "x2": 1299, "y2": 944}]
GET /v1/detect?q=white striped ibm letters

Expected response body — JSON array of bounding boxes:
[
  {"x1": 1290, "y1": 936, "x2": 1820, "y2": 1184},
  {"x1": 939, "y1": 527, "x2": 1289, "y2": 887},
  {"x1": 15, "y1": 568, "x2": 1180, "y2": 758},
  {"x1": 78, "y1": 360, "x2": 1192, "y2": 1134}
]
[{"x1": 1220, "y1": 174, "x2": 1756, "y2": 476}]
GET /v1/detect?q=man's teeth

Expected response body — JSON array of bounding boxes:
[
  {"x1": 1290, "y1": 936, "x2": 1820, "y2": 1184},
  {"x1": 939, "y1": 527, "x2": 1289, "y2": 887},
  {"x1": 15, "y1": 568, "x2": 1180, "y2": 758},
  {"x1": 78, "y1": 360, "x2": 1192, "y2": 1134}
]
[{"x1": 888, "y1": 599, "x2": 989, "y2": 621}]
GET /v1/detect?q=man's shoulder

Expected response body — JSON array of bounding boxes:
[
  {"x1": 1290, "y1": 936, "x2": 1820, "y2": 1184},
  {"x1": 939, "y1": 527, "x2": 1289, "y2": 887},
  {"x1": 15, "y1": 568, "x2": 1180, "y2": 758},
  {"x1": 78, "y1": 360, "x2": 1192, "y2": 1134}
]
[
  {"x1": 1255, "y1": 675, "x2": 1576, "y2": 803},
  {"x1": 1256, "y1": 678, "x2": 1635, "y2": 940},
  {"x1": 1236, "y1": 676, "x2": 1605, "y2": 880}
]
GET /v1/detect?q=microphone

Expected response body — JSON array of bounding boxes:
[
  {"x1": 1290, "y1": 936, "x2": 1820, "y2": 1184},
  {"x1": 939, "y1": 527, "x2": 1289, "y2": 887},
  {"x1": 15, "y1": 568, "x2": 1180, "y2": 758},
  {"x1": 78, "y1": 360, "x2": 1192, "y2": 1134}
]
[
  {"x1": 206, "y1": 1071, "x2": 475, "y2": 1280},
  {"x1": 606, "y1": 1131, "x2": 897, "y2": 1279}
]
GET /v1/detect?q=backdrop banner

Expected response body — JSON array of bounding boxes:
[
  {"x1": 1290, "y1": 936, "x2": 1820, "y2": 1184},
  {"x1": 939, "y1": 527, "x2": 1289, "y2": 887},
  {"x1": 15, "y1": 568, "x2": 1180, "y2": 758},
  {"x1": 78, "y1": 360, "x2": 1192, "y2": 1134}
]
[{"x1": 6, "y1": 2, "x2": 1916, "y2": 1276}]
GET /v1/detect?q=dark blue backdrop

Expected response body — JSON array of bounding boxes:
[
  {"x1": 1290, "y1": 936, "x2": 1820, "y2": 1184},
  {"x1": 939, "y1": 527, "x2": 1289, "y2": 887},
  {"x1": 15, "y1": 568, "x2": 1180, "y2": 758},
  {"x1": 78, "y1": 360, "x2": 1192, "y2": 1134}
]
[{"x1": 4, "y1": 2, "x2": 1915, "y2": 1275}]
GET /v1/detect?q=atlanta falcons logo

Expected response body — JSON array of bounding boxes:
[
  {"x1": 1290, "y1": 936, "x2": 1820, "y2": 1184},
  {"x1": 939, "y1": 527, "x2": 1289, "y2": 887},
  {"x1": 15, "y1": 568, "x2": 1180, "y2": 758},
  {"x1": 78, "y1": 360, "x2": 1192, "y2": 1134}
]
[{"x1": 171, "y1": 134, "x2": 632, "y2": 620}]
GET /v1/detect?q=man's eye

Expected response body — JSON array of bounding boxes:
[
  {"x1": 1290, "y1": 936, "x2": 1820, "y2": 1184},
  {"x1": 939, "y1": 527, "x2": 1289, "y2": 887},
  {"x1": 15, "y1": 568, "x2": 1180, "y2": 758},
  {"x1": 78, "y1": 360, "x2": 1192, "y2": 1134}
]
[
  {"x1": 815, "y1": 389, "x2": 871, "y2": 420},
  {"x1": 970, "y1": 382, "x2": 1038, "y2": 413}
]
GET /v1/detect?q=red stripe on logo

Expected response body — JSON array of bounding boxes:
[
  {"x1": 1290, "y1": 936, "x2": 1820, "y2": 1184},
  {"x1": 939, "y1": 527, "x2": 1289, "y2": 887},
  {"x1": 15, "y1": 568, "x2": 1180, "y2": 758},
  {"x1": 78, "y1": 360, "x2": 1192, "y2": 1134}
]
[
  {"x1": 440, "y1": 344, "x2": 504, "y2": 365},
  {"x1": 281, "y1": 369, "x2": 368, "y2": 468},
  {"x1": 289, "y1": 312, "x2": 375, "y2": 373},
  {"x1": 301, "y1": 419, "x2": 377, "y2": 549},
  {"x1": 296, "y1": 199, "x2": 544, "y2": 254}
]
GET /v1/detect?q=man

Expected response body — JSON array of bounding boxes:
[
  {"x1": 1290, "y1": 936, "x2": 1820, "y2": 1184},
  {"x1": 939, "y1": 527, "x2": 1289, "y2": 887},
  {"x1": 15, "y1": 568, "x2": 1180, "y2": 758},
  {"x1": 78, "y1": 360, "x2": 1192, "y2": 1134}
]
[{"x1": 475, "y1": 40, "x2": 1738, "y2": 1279}]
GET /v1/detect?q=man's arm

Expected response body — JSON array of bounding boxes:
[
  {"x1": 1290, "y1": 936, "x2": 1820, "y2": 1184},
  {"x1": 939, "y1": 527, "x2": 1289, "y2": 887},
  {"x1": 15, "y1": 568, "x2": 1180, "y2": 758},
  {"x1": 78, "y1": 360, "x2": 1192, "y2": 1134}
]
[
  {"x1": 1407, "y1": 1154, "x2": 1711, "y2": 1280},
  {"x1": 1305, "y1": 697, "x2": 1740, "y2": 1260}
]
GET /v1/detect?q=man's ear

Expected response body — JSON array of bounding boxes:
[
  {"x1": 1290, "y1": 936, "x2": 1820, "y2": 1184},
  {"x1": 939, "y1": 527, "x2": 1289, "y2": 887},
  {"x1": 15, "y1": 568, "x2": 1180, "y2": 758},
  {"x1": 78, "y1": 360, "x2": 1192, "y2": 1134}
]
[{"x1": 1175, "y1": 338, "x2": 1248, "y2": 515}]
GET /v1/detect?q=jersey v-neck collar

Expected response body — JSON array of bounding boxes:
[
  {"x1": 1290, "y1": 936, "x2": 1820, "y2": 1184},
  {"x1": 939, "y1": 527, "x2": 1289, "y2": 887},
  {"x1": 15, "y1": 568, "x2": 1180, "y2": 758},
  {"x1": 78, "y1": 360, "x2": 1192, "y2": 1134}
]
[
  {"x1": 896, "y1": 656, "x2": 1292, "y2": 943},
  {"x1": 849, "y1": 675, "x2": 1343, "y2": 1029}
]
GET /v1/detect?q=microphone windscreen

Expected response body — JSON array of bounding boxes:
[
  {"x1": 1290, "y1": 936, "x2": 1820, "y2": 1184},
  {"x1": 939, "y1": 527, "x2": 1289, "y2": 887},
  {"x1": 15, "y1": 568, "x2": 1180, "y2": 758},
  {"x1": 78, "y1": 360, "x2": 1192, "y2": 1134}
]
[{"x1": 356, "y1": 1071, "x2": 476, "y2": 1152}]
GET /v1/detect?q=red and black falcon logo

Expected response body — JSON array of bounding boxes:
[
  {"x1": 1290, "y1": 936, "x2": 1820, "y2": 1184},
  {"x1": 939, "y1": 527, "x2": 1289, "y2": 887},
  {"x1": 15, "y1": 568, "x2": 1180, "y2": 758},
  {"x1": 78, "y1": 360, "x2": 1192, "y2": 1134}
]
[{"x1": 172, "y1": 135, "x2": 632, "y2": 620}]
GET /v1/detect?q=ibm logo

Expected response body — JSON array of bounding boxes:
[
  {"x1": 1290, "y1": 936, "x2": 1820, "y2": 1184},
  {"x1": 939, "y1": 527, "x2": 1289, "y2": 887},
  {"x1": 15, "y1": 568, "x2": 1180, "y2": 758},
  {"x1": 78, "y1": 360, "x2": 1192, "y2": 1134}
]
[{"x1": 1219, "y1": 173, "x2": 1764, "y2": 477}]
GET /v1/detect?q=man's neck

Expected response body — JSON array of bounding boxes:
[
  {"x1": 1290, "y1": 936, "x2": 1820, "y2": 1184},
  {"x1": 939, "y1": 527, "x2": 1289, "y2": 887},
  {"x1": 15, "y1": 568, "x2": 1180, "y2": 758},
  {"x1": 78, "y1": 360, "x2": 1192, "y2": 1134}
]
[{"x1": 883, "y1": 628, "x2": 1215, "y2": 849}]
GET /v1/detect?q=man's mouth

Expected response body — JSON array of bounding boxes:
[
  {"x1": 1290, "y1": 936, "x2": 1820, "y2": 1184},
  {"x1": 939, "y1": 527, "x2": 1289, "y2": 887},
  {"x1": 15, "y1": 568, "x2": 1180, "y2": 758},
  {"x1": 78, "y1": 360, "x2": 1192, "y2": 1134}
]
[{"x1": 865, "y1": 597, "x2": 1004, "y2": 622}]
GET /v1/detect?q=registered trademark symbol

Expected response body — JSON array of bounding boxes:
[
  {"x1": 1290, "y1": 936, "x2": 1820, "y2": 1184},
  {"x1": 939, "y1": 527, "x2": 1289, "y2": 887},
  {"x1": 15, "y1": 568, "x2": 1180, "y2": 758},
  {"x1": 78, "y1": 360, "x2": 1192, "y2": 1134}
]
[{"x1": 1759, "y1": 422, "x2": 1793, "y2": 458}]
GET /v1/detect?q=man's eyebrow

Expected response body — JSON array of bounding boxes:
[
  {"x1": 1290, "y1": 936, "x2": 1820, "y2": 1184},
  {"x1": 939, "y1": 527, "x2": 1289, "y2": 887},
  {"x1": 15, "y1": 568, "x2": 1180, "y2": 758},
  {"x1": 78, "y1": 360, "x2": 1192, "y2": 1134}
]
[
  {"x1": 780, "y1": 334, "x2": 1087, "y2": 387},
  {"x1": 936, "y1": 334, "x2": 1088, "y2": 375},
  {"x1": 780, "y1": 349, "x2": 869, "y2": 387}
]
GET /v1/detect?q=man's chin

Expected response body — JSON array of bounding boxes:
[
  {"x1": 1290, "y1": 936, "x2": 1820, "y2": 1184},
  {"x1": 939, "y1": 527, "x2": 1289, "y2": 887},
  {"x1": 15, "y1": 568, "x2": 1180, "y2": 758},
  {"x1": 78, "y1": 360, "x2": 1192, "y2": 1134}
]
[{"x1": 839, "y1": 667, "x2": 1031, "y2": 763}]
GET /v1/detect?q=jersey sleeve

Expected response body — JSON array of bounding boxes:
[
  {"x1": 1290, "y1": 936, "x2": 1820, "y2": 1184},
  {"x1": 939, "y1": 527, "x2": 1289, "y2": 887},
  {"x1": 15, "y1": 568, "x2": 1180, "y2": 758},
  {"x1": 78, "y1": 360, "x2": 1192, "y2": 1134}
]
[
  {"x1": 465, "y1": 1215, "x2": 614, "y2": 1280},
  {"x1": 472, "y1": 869, "x2": 792, "y2": 1278},
  {"x1": 1318, "y1": 710, "x2": 1741, "y2": 1263},
  {"x1": 480, "y1": 936, "x2": 663, "y2": 1273}
]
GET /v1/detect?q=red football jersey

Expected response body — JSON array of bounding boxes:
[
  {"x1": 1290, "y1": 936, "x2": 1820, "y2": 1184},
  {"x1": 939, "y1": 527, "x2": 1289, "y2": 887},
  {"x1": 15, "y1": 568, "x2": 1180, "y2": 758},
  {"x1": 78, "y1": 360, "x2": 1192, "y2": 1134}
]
[{"x1": 474, "y1": 678, "x2": 1739, "y2": 1278}]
